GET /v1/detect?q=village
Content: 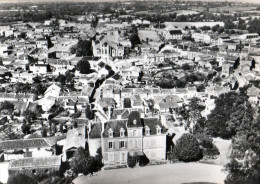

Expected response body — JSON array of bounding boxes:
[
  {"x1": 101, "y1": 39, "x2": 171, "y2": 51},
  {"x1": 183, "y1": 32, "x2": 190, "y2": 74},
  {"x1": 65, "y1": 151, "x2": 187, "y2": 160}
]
[{"x1": 0, "y1": 1, "x2": 260, "y2": 184}]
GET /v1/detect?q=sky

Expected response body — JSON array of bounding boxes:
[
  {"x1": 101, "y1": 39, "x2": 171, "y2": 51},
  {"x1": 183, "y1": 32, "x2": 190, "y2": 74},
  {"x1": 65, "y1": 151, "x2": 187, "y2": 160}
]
[{"x1": 0, "y1": 0, "x2": 259, "y2": 4}]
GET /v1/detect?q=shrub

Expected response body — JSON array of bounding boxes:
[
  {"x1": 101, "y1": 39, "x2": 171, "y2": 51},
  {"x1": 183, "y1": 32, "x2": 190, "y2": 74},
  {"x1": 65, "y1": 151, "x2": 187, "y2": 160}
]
[
  {"x1": 70, "y1": 147, "x2": 99, "y2": 175},
  {"x1": 127, "y1": 154, "x2": 136, "y2": 168},
  {"x1": 194, "y1": 133, "x2": 220, "y2": 158},
  {"x1": 174, "y1": 133, "x2": 202, "y2": 162},
  {"x1": 7, "y1": 173, "x2": 36, "y2": 184}
]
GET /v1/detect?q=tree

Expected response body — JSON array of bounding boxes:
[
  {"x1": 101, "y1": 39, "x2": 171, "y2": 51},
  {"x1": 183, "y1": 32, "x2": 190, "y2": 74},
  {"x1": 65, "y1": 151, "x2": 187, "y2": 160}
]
[
  {"x1": 224, "y1": 107, "x2": 260, "y2": 184},
  {"x1": 7, "y1": 173, "x2": 36, "y2": 184},
  {"x1": 250, "y1": 59, "x2": 256, "y2": 71},
  {"x1": 123, "y1": 98, "x2": 131, "y2": 108},
  {"x1": 211, "y1": 24, "x2": 219, "y2": 32},
  {"x1": 70, "y1": 147, "x2": 99, "y2": 175},
  {"x1": 0, "y1": 101, "x2": 14, "y2": 113},
  {"x1": 70, "y1": 39, "x2": 93, "y2": 57},
  {"x1": 233, "y1": 57, "x2": 240, "y2": 70},
  {"x1": 206, "y1": 88, "x2": 253, "y2": 139},
  {"x1": 85, "y1": 104, "x2": 94, "y2": 120},
  {"x1": 174, "y1": 133, "x2": 201, "y2": 162},
  {"x1": 42, "y1": 128, "x2": 47, "y2": 137},
  {"x1": 129, "y1": 34, "x2": 141, "y2": 48},
  {"x1": 76, "y1": 57, "x2": 92, "y2": 74},
  {"x1": 21, "y1": 121, "x2": 31, "y2": 134}
]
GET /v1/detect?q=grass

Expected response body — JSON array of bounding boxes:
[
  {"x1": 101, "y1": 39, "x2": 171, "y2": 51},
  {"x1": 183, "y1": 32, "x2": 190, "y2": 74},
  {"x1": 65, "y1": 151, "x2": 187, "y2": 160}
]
[{"x1": 138, "y1": 30, "x2": 161, "y2": 42}]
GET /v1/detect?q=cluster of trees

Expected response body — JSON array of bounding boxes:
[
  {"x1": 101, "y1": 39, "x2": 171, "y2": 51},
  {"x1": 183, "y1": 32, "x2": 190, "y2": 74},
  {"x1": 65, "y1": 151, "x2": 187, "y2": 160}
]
[
  {"x1": 206, "y1": 87, "x2": 253, "y2": 139},
  {"x1": 76, "y1": 57, "x2": 94, "y2": 74},
  {"x1": 168, "y1": 133, "x2": 220, "y2": 162},
  {"x1": 224, "y1": 105, "x2": 260, "y2": 183},
  {"x1": 70, "y1": 147, "x2": 102, "y2": 175},
  {"x1": 70, "y1": 39, "x2": 93, "y2": 57}
]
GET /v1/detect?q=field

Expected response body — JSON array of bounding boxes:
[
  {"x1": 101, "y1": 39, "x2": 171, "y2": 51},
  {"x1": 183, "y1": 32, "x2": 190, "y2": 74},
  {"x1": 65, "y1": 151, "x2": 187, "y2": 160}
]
[
  {"x1": 73, "y1": 162, "x2": 227, "y2": 184},
  {"x1": 209, "y1": 6, "x2": 256, "y2": 13},
  {"x1": 138, "y1": 30, "x2": 161, "y2": 42},
  {"x1": 163, "y1": 10, "x2": 200, "y2": 16},
  {"x1": 164, "y1": 22, "x2": 224, "y2": 28}
]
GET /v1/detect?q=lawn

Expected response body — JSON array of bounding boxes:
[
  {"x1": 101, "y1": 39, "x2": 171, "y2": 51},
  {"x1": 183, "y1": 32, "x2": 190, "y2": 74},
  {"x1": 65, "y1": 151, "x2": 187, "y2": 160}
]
[
  {"x1": 73, "y1": 162, "x2": 227, "y2": 184},
  {"x1": 138, "y1": 30, "x2": 161, "y2": 42}
]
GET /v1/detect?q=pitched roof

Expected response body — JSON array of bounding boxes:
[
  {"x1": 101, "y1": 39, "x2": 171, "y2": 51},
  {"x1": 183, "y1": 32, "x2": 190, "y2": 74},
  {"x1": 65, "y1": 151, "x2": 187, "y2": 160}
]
[
  {"x1": 127, "y1": 111, "x2": 142, "y2": 128},
  {"x1": 63, "y1": 125, "x2": 86, "y2": 151},
  {"x1": 103, "y1": 120, "x2": 127, "y2": 138},
  {"x1": 143, "y1": 118, "x2": 167, "y2": 135},
  {"x1": 0, "y1": 138, "x2": 54, "y2": 150},
  {"x1": 9, "y1": 156, "x2": 61, "y2": 169},
  {"x1": 89, "y1": 122, "x2": 102, "y2": 139}
]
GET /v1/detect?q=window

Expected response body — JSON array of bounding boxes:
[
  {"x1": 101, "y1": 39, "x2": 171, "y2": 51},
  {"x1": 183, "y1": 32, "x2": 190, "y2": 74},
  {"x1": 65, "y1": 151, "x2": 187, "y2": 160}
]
[
  {"x1": 108, "y1": 128, "x2": 113, "y2": 138},
  {"x1": 109, "y1": 142, "x2": 113, "y2": 149},
  {"x1": 120, "y1": 128, "x2": 125, "y2": 137},
  {"x1": 145, "y1": 126, "x2": 150, "y2": 135},
  {"x1": 156, "y1": 126, "x2": 161, "y2": 135},
  {"x1": 121, "y1": 152, "x2": 125, "y2": 161},
  {"x1": 108, "y1": 153, "x2": 114, "y2": 161},
  {"x1": 120, "y1": 141, "x2": 125, "y2": 148},
  {"x1": 133, "y1": 130, "x2": 138, "y2": 137}
]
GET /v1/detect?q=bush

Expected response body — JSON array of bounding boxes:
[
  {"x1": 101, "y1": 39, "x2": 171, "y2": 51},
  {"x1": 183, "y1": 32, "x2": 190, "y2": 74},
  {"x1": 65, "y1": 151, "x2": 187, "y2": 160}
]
[
  {"x1": 127, "y1": 154, "x2": 137, "y2": 168},
  {"x1": 70, "y1": 147, "x2": 99, "y2": 175},
  {"x1": 8, "y1": 173, "x2": 36, "y2": 184},
  {"x1": 174, "y1": 133, "x2": 202, "y2": 162},
  {"x1": 194, "y1": 134, "x2": 220, "y2": 158}
]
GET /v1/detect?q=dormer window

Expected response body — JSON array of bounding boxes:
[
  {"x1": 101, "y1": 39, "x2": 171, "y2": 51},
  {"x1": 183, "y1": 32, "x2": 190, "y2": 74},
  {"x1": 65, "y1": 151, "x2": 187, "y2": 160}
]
[
  {"x1": 133, "y1": 119, "x2": 137, "y2": 125},
  {"x1": 156, "y1": 125, "x2": 161, "y2": 135},
  {"x1": 108, "y1": 128, "x2": 113, "y2": 138},
  {"x1": 120, "y1": 128, "x2": 125, "y2": 137},
  {"x1": 145, "y1": 126, "x2": 150, "y2": 135}
]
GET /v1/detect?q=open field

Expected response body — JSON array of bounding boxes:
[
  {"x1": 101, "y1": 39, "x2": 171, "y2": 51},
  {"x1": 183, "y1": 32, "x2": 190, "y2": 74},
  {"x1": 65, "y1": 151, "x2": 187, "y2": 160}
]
[
  {"x1": 209, "y1": 6, "x2": 256, "y2": 13},
  {"x1": 138, "y1": 30, "x2": 161, "y2": 42},
  {"x1": 73, "y1": 162, "x2": 227, "y2": 184}
]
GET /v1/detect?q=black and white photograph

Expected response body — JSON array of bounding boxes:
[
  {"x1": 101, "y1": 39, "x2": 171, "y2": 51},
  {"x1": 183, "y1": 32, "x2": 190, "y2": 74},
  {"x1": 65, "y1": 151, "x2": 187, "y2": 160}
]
[{"x1": 0, "y1": 0, "x2": 260, "y2": 183}]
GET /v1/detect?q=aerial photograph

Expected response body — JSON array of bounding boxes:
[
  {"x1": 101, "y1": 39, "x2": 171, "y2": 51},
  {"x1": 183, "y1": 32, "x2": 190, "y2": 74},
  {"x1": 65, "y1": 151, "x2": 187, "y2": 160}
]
[{"x1": 0, "y1": 0, "x2": 259, "y2": 183}]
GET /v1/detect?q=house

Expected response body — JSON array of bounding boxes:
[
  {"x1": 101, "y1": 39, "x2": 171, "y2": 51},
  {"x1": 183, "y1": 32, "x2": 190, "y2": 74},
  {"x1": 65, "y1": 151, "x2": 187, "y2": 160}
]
[
  {"x1": 63, "y1": 125, "x2": 87, "y2": 161},
  {"x1": 92, "y1": 33, "x2": 125, "y2": 59},
  {"x1": 8, "y1": 156, "x2": 62, "y2": 176},
  {"x1": 164, "y1": 30, "x2": 183, "y2": 40},
  {"x1": 29, "y1": 64, "x2": 49, "y2": 74},
  {"x1": 247, "y1": 86, "x2": 260, "y2": 105},
  {"x1": 0, "y1": 138, "x2": 56, "y2": 161},
  {"x1": 101, "y1": 111, "x2": 167, "y2": 168}
]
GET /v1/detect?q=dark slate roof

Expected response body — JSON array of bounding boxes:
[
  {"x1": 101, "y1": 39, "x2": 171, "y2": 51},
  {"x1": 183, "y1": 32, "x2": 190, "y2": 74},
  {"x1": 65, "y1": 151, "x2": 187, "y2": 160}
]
[
  {"x1": 0, "y1": 138, "x2": 54, "y2": 150},
  {"x1": 169, "y1": 30, "x2": 182, "y2": 35},
  {"x1": 89, "y1": 122, "x2": 102, "y2": 139},
  {"x1": 143, "y1": 118, "x2": 168, "y2": 135},
  {"x1": 103, "y1": 120, "x2": 128, "y2": 138},
  {"x1": 111, "y1": 109, "x2": 130, "y2": 120},
  {"x1": 127, "y1": 111, "x2": 142, "y2": 128},
  {"x1": 9, "y1": 156, "x2": 61, "y2": 169}
]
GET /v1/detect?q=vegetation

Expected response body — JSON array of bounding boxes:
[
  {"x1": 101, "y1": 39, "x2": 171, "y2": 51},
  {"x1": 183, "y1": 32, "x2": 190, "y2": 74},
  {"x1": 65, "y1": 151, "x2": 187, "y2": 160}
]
[
  {"x1": 174, "y1": 133, "x2": 202, "y2": 162},
  {"x1": 70, "y1": 147, "x2": 99, "y2": 175},
  {"x1": 7, "y1": 173, "x2": 36, "y2": 184},
  {"x1": 206, "y1": 87, "x2": 253, "y2": 139},
  {"x1": 70, "y1": 39, "x2": 93, "y2": 57},
  {"x1": 127, "y1": 154, "x2": 137, "y2": 168},
  {"x1": 76, "y1": 57, "x2": 93, "y2": 74}
]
